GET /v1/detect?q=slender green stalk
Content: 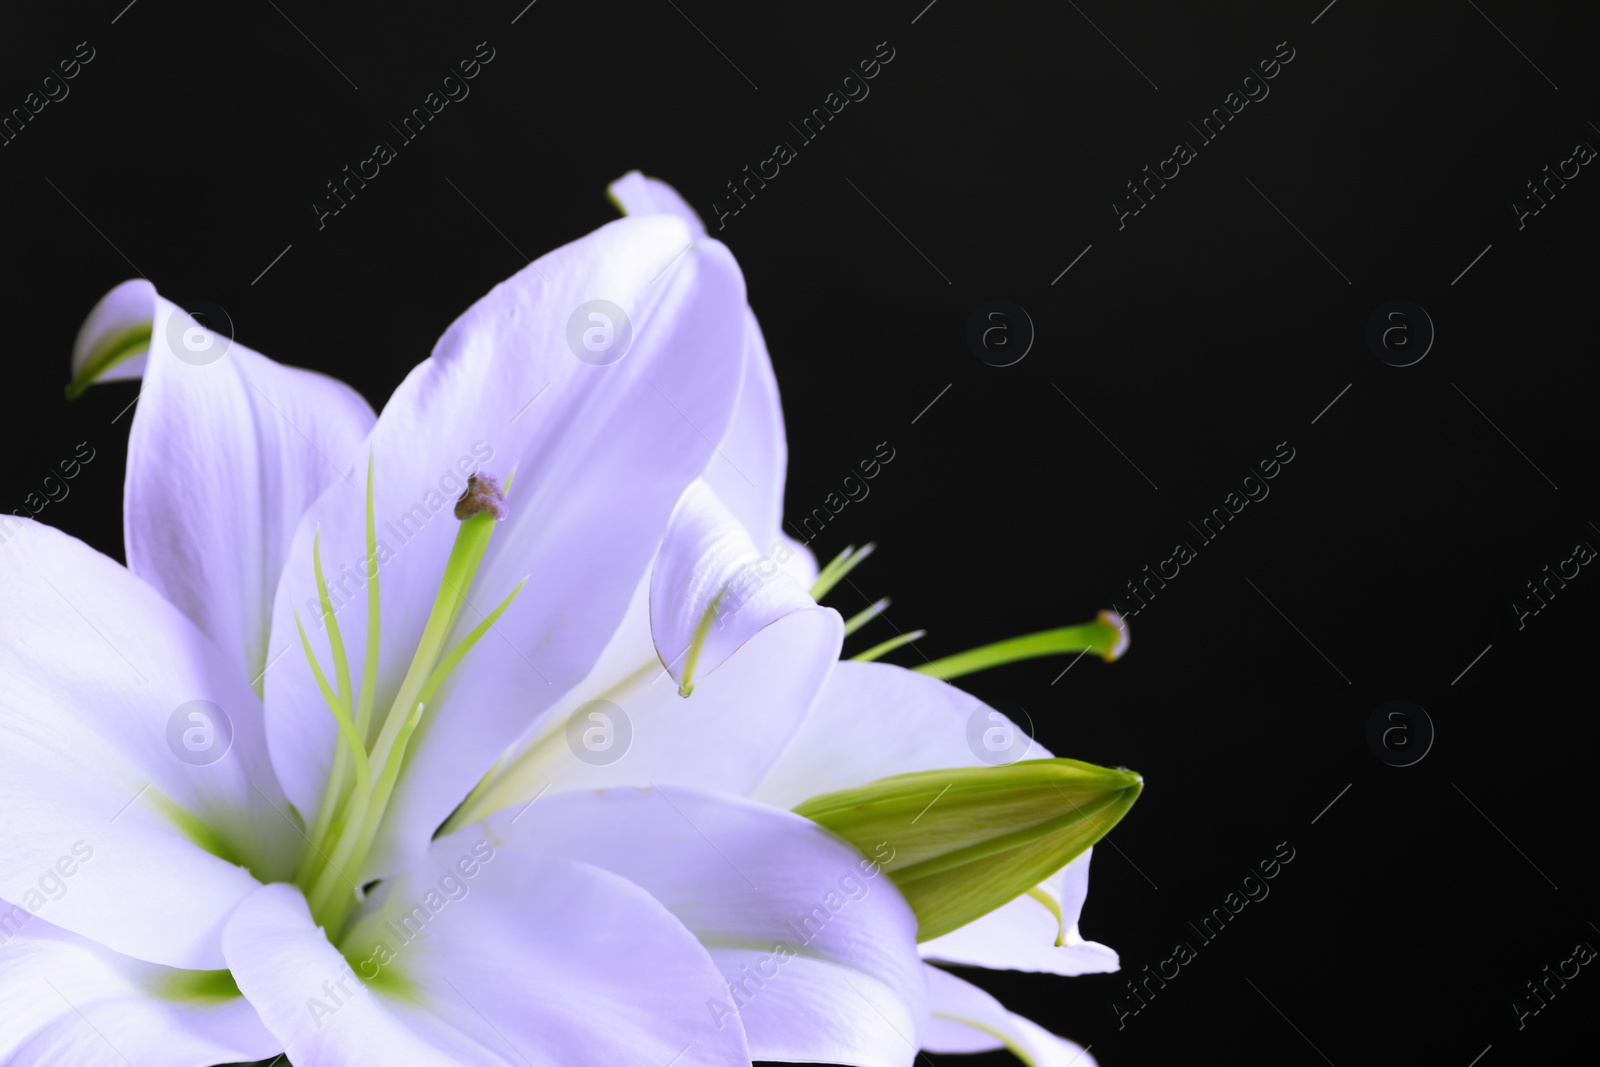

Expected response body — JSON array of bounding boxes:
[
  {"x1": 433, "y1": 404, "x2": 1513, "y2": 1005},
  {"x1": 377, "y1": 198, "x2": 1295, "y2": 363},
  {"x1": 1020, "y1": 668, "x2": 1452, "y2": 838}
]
[
  {"x1": 307, "y1": 496, "x2": 510, "y2": 932},
  {"x1": 356, "y1": 454, "x2": 382, "y2": 745},
  {"x1": 842, "y1": 597, "x2": 890, "y2": 637},
  {"x1": 850, "y1": 629, "x2": 926, "y2": 663},
  {"x1": 912, "y1": 613, "x2": 1128, "y2": 681},
  {"x1": 810, "y1": 542, "x2": 876, "y2": 601}
]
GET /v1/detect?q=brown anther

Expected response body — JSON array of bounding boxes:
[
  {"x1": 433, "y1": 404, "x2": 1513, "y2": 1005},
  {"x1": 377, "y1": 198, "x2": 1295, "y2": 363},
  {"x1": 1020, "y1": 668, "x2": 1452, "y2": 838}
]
[{"x1": 455, "y1": 472, "x2": 508, "y2": 521}]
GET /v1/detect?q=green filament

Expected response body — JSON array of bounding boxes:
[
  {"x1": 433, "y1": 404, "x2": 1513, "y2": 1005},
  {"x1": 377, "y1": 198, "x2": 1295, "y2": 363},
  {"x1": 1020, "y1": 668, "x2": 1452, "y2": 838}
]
[
  {"x1": 912, "y1": 612, "x2": 1128, "y2": 681},
  {"x1": 293, "y1": 461, "x2": 522, "y2": 935},
  {"x1": 850, "y1": 629, "x2": 926, "y2": 663},
  {"x1": 842, "y1": 597, "x2": 890, "y2": 637},
  {"x1": 810, "y1": 543, "x2": 875, "y2": 601}
]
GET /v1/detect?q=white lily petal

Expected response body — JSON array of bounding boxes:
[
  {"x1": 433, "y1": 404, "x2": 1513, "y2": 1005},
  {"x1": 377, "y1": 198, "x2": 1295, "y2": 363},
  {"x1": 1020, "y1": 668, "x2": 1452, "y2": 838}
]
[
  {"x1": 471, "y1": 787, "x2": 926, "y2": 1067},
  {"x1": 69, "y1": 278, "x2": 153, "y2": 387},
  {"x1": 457, "y1": 586, "x2": 841, "y2": 822},
  {"x1": 922, "y1": 965, "x2": 1097, "y2": 1067},
  {"x1": 753, "y1": 663, "x2": 1122, "y2": 976},
  {"x1": 450, "y1": 563, "x2": 655, "y2": 816},
  {"x1": 700, "y1": 311, "x2": 779, "y2": 548},
  {"x1": 266, "y1": 212, "x2": 748, "y2": 885},
  {"x1": 651, "y1": 478, "x2": 832, "y2": 694},
  {"x1": 752, "y1": 660, "x2": 1042, "y2": 808},
  {"x1": 106, "y1": 282, "x2": 377, "y2": 689},
  {"x1": 452, "y1": 474, "x2": 835, "y2": 828},
  {"x1": 609, "y1": 174, "x2": 815, "y2": 588},
  {"x1": 609, "y1": 169, "x2": 707, "y2": 237},
  {"x1": 0, "y1": 521, "x2": 299, "y2": 968},
  {"x1": 709, "y1": 311, "x2": 819, "y2": 588},
  {"x1": 226, "y1": 860, "x2": 749, "y2": 1066},
  {"x1": 919, "y1": 850, "x2": 1119, "y2": 976},
  {"x1": 0, "y1": 908, "x2": 280, "y2": 1066}
]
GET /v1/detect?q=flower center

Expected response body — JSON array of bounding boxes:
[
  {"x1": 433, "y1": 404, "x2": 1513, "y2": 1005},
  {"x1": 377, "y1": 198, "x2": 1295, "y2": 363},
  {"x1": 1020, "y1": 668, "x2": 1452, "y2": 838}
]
[{"x1": 292, "y1": 461, "x2": 524, "y2": 936}]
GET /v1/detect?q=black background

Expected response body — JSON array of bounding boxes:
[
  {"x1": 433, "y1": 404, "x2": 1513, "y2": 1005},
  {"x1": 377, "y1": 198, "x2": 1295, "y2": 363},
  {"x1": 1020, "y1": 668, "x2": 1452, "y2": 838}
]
[{"x1": 3, "y1": 1, "x2": 1597, "y2": 1065}]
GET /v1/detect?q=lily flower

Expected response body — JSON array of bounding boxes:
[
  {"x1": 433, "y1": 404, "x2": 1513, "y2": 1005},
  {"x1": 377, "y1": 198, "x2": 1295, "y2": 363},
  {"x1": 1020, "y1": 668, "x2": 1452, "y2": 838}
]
[
  {"x1": 3, "y1": 204, "x2": 929, "y2": 1065},
  {"x1": 445, "y1": 174, "x2": 1143, "y2": 1067}
]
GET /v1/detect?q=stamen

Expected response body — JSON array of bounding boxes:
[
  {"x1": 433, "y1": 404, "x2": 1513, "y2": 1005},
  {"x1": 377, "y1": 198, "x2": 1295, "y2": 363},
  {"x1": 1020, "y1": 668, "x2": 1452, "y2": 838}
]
[
  {"x1": 418, "y1": 578, "x2": 528, "y2": 707},
  {"x1": 295, "y1": 527, "x2": 371, "y2": 891},
  {"x1": 454, "y1": 472, "x2": 509, "y2": 521},
  {"x1": 356, "y1": 453, "x2": 382, "y2": 743},
  {"x1": 304, "y1": 469, "x2": 519, "y2": 934},
  {"x1": 851, "y1": 629, "x2": 926, "y2": 663},
  {"x1": 1024, "y1": 886, "x2": 1068, "y2": 947},
  {"x1": 842, "y1": 597, "x2": 890, "y2": 637},
  {"x1": 912, "y1": 611, "x2": 1129, "y2": 681},
  {"x1": 312, "y1": 529, "x2": 354, "y2": 721},
  {"x1": 810, "y1": 542, "x2": 876, "y2": 601},
  {"x1": 675, "y1": 591, "x2": 725, "y2": 698},
  {"x1": 291, "y1": 609, "x2": 370, "y2": 794}
]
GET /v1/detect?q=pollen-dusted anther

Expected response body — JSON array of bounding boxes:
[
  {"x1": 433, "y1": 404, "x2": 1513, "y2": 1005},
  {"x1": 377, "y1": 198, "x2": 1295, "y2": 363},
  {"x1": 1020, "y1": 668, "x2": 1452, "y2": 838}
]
[{"x1": 455, "y1": 472, "x2": 509, "y2": 521}]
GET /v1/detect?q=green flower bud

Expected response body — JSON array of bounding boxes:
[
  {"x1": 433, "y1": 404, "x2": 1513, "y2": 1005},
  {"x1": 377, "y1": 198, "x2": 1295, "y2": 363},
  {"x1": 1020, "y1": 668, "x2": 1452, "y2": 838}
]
[{"x1": 794, "y1": 758, "x2": 1142, "y2": 941}]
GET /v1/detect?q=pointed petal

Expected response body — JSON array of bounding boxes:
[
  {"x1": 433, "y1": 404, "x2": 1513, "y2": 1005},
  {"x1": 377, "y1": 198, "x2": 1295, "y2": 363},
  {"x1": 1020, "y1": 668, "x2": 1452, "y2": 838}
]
[
  {"x1": 0, "y1": 909, "x2": 280, "y2": 1066},
  {"x1": 225, "y1": 862, "x2": 749, "y2": 1067},
  {"x1": 470, "y1": 787, "x2": 927, "y2": 1067},
  {"x1": 104, "y1": 282, "x2": 376, "y2": 687},
  {"x1": 608, "y1": 174, "x2": 815, "y2": 586},
  {"x1": 707, "y1": 311, "x2": 818, "y2": 587},
  {"x1": 918, "y1": 850, "x2": 1119, "y2": 976},
  {"x1": 0, "y1": 521, "x2": 299, "y2": 968},
  {"x1": 68, "y1": 279, "x2": 154, "y2": 391},
  {"x1": 922, "y1": 965, "x2": 1097, "y2": 1067},
  {"x1": 755, "y1": 663, "x2": 1120, "y2": 971},
  {"x1": 609, "y1": 170, "x2": 707, "y2": 237},
  {"x1": 264, "y1": 213, "x2": 749, "y2": 883},
  {"x1": 651, "y1": 478, "x2": 835, "y2": 694},
  {"x1": 752, "y1": 660, "x2": 1045, "y2": 808}
]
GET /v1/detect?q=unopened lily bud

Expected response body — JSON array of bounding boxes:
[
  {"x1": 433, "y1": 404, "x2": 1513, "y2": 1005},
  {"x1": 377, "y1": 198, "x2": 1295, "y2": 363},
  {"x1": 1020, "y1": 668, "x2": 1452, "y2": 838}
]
[{"x1": 794, "y1": 758, "x2": 1142, "y2": 942}]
